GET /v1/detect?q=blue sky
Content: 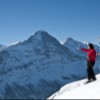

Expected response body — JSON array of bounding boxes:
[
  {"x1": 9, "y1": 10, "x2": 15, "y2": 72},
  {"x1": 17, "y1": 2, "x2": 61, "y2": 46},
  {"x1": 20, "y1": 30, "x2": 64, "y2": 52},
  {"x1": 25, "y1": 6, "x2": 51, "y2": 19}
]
[{"x1": 0, "y1": 0, "x2": 100, "y2": 45}]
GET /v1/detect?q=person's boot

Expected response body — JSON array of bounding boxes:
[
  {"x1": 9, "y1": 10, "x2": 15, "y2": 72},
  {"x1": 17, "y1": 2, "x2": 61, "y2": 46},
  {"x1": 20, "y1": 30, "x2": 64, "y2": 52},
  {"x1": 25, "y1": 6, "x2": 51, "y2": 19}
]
[
  {"x1": 85, "y1": 80, "x2": 91, "y2": 84},
  {"x1": 92, "y1": 78, "x2": 96, "y2": 81}
]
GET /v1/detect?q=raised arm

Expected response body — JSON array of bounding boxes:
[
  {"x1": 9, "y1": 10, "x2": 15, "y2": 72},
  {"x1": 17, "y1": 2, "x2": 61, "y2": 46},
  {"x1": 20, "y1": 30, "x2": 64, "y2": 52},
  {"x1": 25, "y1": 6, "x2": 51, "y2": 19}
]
[{"x1": 81, "y1": 48, "x2": 89, "y2": 52}]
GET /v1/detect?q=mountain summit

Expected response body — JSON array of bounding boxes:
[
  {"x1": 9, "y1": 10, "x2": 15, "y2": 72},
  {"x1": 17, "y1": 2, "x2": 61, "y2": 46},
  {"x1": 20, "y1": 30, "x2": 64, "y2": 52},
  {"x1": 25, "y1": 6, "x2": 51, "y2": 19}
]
[{"x1": 26, "y1": 30, "x2": 63, "y2": 51}]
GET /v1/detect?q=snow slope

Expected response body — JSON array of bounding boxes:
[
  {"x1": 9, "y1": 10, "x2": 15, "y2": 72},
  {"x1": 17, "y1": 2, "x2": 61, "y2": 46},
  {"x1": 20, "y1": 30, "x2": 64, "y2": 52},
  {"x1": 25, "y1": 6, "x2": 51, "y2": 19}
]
[{"x1": 48, "y1": 74, "x2": 100, "y2": 99}]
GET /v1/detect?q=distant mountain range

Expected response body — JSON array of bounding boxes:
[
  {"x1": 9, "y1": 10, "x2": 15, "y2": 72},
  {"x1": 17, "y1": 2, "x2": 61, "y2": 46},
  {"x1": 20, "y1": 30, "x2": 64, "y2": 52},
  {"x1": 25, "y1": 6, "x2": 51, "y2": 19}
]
[{"x1": 0, "y1": 30, "x2": 100, "y2": 99}]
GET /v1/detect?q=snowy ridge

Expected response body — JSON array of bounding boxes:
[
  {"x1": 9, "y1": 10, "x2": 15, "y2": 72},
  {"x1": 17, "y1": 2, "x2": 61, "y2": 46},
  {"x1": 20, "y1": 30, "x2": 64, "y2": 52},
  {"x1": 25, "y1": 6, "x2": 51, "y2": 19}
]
[
  {"x1": 8, "y1": 41, "x2": 21, "y2": 46},
  {"x1": 63, "y1": 37, "x2": 100, "y2": 55},
  {"x1": 63, "y1": 38, "x2": 88, "y2": 59},
  {"x1": 63, "y1": 38, "x2": 100, "y2": 64},
  {"x1": 48, "y1": 74, "x2": 100, "y2": 99}
]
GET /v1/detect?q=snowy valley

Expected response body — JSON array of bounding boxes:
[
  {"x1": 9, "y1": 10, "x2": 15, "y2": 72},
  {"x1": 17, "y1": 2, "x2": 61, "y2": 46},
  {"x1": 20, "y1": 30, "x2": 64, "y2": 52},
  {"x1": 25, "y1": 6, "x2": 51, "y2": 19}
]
[{"x1": 0, "y1": 30, "x2": 100, "y2": 99}]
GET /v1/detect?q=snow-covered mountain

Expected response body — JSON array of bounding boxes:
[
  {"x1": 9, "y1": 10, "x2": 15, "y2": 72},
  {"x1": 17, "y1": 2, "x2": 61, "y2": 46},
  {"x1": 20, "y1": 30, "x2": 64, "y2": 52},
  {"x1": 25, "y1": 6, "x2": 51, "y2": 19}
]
[
  {"x1": 63, "y1": 37, "x2": 100, "y2": 56},
  {"x1": 0, "y1": 44, "x2": 6, "y2": 52},
  {"x1": 63, "y1": 37, "x2": 100, "y2": 62},
  {"x1": 48, "y1": 73, "x2": 100, "y2": 99},
  {"x1": 0, "y1": 30, "x2": 100, "y2": 99}
]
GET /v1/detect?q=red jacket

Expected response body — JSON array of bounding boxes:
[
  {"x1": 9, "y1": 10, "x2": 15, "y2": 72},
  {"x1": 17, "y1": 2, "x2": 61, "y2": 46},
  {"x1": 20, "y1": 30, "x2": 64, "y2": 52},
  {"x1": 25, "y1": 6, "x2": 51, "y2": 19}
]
[{"x1": 81, "y1": 48, "x2": 96, "y2": 62}]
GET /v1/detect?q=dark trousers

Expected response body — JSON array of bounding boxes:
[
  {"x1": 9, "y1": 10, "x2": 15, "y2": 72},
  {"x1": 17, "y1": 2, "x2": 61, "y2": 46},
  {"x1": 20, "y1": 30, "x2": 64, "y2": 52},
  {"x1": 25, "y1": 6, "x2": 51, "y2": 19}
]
[{"x1": 87, "y1": 61, "x2": 96, "y2": 80}]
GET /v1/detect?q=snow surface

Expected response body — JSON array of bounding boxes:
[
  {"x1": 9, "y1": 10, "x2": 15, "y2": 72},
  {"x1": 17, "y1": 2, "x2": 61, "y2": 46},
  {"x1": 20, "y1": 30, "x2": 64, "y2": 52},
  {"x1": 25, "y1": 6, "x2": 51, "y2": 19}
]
[
  {"x1": 48, "y1": 74, "x2": 100, "y2": 99},
  {"x1": 8, "y1": 41, "x2": 21, "y2": 46}
]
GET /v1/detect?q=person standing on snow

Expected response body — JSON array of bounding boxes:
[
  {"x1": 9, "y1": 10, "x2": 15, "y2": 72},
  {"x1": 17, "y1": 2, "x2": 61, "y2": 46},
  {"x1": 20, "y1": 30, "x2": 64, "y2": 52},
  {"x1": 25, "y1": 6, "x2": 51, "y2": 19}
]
[{"x1": 80, "y1": 43, "x2": 96, "y2": 83}]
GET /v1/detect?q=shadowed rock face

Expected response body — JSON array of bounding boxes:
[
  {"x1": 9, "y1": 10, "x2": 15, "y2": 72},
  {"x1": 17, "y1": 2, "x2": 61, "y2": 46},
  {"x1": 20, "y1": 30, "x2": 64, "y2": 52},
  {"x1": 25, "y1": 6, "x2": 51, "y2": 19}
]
[{"x1": 2, "y1": 80, "x2": 62, "y2": 99}]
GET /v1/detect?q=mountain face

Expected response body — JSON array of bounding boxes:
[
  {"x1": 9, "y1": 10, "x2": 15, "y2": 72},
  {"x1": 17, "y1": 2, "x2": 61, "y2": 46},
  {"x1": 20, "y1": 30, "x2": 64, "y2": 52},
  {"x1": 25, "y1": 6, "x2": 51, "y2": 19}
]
[
  {"x1": 0, "y1": 30, "x2": 100, "y2": 99},
  {"x1": 0, "y1": 44, "x2": 6, "y2": 52},
  {"x1": 64, "y1": 37, "x2": 100, "y2": 51},
  {"x1": 63, "y1": 38, "x2": 87, "y2": 57},
  {"x1": 63, "y1": 37, "x2": 100, "y2": 57}
]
